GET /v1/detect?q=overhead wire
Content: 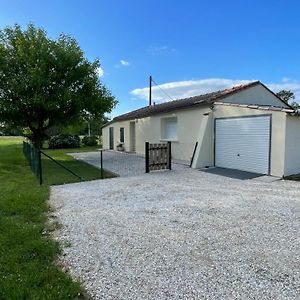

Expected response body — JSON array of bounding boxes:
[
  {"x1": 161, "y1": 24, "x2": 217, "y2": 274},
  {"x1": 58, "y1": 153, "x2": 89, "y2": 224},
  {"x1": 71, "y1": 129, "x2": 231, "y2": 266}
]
[{"x1": 151, "y1": 77, "x2": 175, "y2": 102}]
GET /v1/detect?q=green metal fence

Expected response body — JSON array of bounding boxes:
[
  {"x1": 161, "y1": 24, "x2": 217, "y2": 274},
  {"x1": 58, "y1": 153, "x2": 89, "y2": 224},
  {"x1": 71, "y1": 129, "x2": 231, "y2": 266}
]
[
  {"x1": 22, "y1": 141, "x2": 43, "y2": 185},
  {"x1": 23, "y1": 141, "x2": 85, "y2": 185}
]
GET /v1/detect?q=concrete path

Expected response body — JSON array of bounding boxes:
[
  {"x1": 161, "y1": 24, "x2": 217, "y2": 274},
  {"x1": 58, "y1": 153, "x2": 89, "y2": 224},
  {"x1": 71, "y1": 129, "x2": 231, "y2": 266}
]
[{"x1": 69, "y1": 150, "x2": 189, "y2": 177}]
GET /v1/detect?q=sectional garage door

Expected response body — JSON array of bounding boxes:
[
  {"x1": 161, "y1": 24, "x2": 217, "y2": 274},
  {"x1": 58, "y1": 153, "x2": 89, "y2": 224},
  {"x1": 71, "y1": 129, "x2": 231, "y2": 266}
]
[{"x1": 215, "y1": 115, "x2": 271, "y2": 174}]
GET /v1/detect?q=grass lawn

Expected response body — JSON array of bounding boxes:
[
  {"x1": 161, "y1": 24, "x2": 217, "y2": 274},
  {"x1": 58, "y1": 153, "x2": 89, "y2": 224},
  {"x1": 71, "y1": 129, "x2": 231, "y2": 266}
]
[
  {"x1": 0, "y1": 136, "x2": 112, "y2": 299},
  {"x1": 42, "y1": 147, "x2": 115, "y2": 186}
]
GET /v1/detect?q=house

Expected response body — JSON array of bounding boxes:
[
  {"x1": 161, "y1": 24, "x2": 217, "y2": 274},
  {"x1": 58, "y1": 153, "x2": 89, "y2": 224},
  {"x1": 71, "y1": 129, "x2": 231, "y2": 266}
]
[{"x1": 102, "y1": 81, "x2": 300, "y2": 177}]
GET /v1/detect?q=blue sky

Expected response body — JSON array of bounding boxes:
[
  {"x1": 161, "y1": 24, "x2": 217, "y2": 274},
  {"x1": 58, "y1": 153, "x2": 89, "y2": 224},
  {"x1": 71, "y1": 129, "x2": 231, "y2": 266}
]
[{"x1": 1, "y1": 0, "x2": 300, "y2": 117}]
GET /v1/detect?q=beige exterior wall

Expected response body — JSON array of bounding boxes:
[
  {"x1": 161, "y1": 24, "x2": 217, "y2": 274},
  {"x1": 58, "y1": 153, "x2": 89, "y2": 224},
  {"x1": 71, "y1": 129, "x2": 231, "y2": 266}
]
[
  {"x1": 102, "y1": 120, "x2": 131, "y2": 151},
  {"x1": 103, "y1": 107, "x2": 213, "y2": 162},
  {"x1": 284, "y1": 115, "x2": 300, "y2": 176},
  {"x1": 134, "y1": 107, "x2": 213, "y2": 162},
  {"x1": 222, "y1": 85, "x2": 289, "y2": 108},
  {"x1": 213, "y1": 105, "x2": 287, "y2": 177}
]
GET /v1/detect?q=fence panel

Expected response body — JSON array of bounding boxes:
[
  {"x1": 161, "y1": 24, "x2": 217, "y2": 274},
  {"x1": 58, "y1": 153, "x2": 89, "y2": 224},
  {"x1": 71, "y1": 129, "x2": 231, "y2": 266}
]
[
  {"x1": 23, "y1": 141, "x2": 83, "y2": 185},
  {"x1": 23, "y1": 141, "x2": 42, "y2": 184}
]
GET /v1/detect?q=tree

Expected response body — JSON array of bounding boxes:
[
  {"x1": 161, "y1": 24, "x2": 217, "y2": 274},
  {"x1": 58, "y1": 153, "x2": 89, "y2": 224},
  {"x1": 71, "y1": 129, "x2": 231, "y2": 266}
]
[
  {"x1": 276, "y1": 90, "x2": 300, "y2": 110},
  {"x1": 290, "y1": 101, "x2": 300, "y2": 110},
  {"x1": 276, "y1": 90, "x2": 295, "y2": 103},
  {"x1": 0, "y1": 24, "x2": 117, "y2": 147}
]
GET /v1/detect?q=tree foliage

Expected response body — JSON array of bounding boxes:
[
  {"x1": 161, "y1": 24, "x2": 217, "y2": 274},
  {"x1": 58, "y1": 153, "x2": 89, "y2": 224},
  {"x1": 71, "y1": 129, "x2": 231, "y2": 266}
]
[
  {"x1": 290, "y1": 101, "x2": 300, "y2": 110},
  {"x1": 276, "y1": 90, "x2": 300, "y2": 110},
  {"x1": 276, "y1": 90, "x2": 295, "y2": 103},
  {"x1": 0, "y1": 24, "x2": 117, "y2": 146}
]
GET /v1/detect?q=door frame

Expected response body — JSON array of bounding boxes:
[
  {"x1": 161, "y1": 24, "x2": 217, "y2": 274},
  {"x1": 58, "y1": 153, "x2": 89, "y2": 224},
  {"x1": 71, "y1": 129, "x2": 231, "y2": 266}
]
[
  {"x1": 213, "y1": 114, "x2": 272, "y2": 175},
  {"x1": 129, "y1": 121, "x2": 136, "y2": 152}
]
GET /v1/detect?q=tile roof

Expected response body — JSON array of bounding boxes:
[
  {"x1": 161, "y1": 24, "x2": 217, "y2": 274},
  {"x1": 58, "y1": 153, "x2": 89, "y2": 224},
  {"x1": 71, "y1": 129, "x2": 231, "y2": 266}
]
[
  {"x1": 104, "y1": 81, "x2": 293, "y2": 126},
  {"x1": 214, "y1": 102, "x2": 295, "y2": 113}
]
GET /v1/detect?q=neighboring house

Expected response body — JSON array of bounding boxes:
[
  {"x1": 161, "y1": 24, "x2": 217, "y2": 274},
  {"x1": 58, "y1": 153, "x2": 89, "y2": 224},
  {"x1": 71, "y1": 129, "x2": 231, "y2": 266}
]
[{"x1": 102, "y1": 81, "x2": 300, "y2": 177}]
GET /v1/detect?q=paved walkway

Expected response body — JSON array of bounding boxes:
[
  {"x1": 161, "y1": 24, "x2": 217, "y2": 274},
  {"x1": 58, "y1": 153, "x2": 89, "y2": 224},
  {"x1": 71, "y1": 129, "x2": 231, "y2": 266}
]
[{"x1": 69, "y1": 150, "x2": 189, "y2": 177}]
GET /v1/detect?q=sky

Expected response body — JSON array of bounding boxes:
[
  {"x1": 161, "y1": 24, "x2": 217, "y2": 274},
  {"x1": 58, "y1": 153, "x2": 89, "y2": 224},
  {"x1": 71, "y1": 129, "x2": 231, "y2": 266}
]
[{"x1": 1, "y1": 0, "x2": 300, "y2": 117}]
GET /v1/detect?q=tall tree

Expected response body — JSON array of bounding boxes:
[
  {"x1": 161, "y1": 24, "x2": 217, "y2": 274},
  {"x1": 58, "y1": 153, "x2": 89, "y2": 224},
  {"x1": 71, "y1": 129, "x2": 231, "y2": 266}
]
[
  {"x1": 276, "y1": 90, "x2": 295, "y2": 103},
  {"x1": 0, "y1": 24, "x2": 117, "y2": 147}
]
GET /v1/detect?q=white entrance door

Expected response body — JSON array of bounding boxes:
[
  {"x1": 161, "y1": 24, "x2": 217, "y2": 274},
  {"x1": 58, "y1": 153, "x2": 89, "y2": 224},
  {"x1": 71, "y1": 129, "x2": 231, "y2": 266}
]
[{"x1": 215, "y1": 115, "x2": 271, "y2": 174}]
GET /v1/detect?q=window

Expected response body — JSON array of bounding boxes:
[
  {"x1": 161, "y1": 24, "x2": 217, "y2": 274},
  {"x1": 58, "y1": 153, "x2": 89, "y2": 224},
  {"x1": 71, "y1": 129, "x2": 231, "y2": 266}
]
[
  {"x1": 162, "y1": 117, "x2": 177, "y2": 140},
  {"x1": 120, "y1": 127, "x2": 125, "y2": 143}
]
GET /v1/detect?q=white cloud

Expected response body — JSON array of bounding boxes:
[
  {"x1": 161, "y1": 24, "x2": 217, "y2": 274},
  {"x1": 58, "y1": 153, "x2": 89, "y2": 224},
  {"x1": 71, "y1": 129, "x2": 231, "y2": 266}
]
[
  {"x1": 114, "y1": 60, "x2": 131, "y2": 68},
  {"x1": 147, "y1": 45, "x2": 177, "y2": 56},
  {"x1": 96, "y1": 66, "x2": 104, "y2": 77},
  {"x1": 131, "y1": 78, "x2": 252, "y2": 102},
  {"x1": 130, "y1": 77, "x2": 300, "y2": 104},
  {"x1": 267, "y1": 81, "x2": 300, "y2": 102},
  {"x1": 120, "y1": 60, "x2": 130, "y2": 66}
]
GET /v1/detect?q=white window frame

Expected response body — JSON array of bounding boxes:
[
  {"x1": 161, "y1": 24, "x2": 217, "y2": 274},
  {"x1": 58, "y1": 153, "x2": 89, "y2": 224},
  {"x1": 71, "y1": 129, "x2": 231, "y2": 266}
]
[{"x1": 161, "y1": 117, "x2": 178, "y2": 141}]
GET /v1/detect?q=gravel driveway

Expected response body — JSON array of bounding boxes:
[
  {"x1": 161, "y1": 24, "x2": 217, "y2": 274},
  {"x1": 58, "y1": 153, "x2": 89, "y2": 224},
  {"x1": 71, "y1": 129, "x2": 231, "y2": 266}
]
[
  {"x1": 69, "y1": 150, "x2": 189, "y2": 177},
  {"x1": 50, "y1": 168, "x2": 300, "y2": 299}
]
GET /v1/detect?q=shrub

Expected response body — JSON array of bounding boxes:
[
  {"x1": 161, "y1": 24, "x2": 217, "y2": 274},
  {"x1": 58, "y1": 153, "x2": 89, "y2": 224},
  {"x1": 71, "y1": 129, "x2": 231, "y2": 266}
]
[
  {"x1": 48, "y1": 134, "x2": 80, "y2": 149},
  {"x1": 82, "y1": 135, "x2": 98, "y2": 146}
]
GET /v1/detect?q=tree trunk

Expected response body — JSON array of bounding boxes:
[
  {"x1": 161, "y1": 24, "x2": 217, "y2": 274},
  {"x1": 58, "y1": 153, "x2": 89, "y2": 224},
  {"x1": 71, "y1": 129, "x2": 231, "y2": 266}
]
[{"x1": 30, "y1": 129, "x2": 44, "y2": 149}]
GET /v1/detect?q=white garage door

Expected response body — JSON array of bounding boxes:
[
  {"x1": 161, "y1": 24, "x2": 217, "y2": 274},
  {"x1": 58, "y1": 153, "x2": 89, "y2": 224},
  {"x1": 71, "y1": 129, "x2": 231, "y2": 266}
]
[{"x1": 215, "y1": 115, "x2": 271, "y2": 174}]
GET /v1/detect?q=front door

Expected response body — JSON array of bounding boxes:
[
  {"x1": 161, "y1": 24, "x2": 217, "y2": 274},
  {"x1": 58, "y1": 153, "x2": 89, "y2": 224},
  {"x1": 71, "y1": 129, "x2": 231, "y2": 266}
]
[
  {"x1": 130, "y1": 122, "x2": 136, "y2": 152},
  {"x1": 109, "y1": 127, "x2": 114, "y2": 150}
]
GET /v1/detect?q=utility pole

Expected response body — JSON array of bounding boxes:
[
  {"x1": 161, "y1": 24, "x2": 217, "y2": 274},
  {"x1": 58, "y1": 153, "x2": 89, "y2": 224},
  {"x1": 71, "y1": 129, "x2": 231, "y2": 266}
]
[{"x1": 149, "y1": 75, "x2": 152, "y2": 106}]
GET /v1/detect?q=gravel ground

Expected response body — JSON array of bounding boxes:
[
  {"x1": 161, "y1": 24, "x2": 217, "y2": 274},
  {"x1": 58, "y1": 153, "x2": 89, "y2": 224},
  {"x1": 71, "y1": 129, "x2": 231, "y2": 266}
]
[
  {"x1": 50, "y1": 168, "x2": 300, "y2": 300},
  {"x1": 69, "y1": 150, "x2": 189, "y2": 177}
]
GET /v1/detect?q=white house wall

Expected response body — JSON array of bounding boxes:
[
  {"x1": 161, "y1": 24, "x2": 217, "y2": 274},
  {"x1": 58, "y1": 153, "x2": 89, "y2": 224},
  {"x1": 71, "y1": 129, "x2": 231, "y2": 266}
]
[
  {"x1": 134, "y1": 107, "x2": 213, "y2": 162},
  {"x1": 102, "y1": 120, "x2": 131, "y2": 151},
  {"x1": 222, "y1": 85, "x2": 289, "y2": 108},
  {"x1": 284, "y1": 115, "x2": 300, "y2": 176},
  {"x1": 191, "y1": 113, "x2": 214, "y2": 168},
  {"x1": 103, "y1": 107, "x2": 213, "y2": 162}
]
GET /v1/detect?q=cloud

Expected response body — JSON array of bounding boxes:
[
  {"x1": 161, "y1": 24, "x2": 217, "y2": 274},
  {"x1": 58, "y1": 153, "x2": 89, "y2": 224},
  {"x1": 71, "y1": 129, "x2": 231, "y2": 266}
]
[
  {"x1": 96, "y1": 66, "x2": 104, "y2": 77},
  {"x1": 267, "y1": 80, "x2": 300, "y2": 102},
  {"x1": 120, "y1": 60, "x2": 130, "y2": 66},
  {"x1": 115, "y1": 60, "x2": 131, "y2": 68},
  {"x1": 131, "y1": 78, "x2": 252, "y2": 102},
  {"x1": 130, "y1": 78, "x2": 300, "y2": 104},
  {"x1": 147, "y1": 45, "x2": 177, "y2": 56}
]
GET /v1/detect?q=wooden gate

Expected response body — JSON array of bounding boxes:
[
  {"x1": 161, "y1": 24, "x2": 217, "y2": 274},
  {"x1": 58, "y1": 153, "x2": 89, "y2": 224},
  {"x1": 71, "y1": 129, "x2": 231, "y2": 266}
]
[{"x1": 145, "y1": 142, "x2": 171, "y2": 173}]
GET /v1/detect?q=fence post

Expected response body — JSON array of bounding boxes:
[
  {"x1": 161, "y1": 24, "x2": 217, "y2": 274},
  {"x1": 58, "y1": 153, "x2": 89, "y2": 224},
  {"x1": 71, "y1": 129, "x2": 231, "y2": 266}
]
[
  {"x1": 145, "y1": 142, "x2": 149, "y2": 173},
  {"x1": 167, "y1": 141, "x2": 172, "y2": 170},
  {"x1": 37, "y1": 148, "x2": 43, "y2": 185},
  {"x1": 100, "y1": 150, "x2": 104, "y2": 179}
]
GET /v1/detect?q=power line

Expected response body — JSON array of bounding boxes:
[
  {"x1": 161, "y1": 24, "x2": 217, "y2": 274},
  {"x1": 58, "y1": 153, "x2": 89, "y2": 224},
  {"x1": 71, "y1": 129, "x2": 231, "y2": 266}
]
[{"x1": 151, "y1": 77, "x2": 174, "y2": 102}]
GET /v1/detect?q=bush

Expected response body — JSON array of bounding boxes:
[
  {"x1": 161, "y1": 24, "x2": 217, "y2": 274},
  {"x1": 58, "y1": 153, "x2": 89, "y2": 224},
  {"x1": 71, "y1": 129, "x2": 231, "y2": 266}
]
[
  {"x1": 82, "y1": 135, "x2": 98, "y2": 146},
  {"x1": 48, "y1": 134, "x2": 80, "y2": 149}
]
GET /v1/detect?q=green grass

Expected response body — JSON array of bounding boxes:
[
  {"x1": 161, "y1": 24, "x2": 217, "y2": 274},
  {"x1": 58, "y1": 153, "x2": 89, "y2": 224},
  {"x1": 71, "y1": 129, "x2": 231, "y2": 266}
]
[
  {"x1": 42, "y1": 147, "x2": 115, "y2": 186},
  {"x1": 0, "y1": 137, "x2": 88, "y2": 299}
]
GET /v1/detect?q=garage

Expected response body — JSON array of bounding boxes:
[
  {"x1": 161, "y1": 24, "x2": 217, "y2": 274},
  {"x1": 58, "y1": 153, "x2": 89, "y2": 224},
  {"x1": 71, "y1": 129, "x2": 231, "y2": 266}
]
[{"x1": 215, "y1": 115, "x2": 271, "y2": 174}]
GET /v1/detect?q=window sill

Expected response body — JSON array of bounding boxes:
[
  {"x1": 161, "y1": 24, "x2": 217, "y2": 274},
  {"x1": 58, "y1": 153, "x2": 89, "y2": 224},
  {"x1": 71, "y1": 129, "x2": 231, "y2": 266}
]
[{"x1": 160, "y1": 139, "x2": 179, "y2": 143}]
